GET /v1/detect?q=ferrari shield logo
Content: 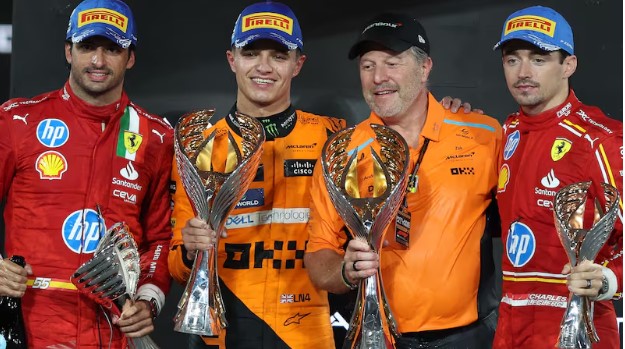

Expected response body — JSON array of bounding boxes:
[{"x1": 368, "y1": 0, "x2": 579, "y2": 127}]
[
  {"x1": 123, "y1": 131, "x2": 143, "y2": 154},
  {"x1": 550, "y1": 138, "x2": 572, "y2": 161}
]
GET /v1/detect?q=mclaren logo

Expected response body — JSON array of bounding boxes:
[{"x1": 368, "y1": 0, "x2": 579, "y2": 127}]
[{"x1": 286, "y1": 143, "x2": 317, "y2": 150}]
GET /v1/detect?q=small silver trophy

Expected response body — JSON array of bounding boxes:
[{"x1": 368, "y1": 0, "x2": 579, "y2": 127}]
[
  {"x1": 321, "y1": 124, "x2": 409, "y2": 349},
  {"x1": 173, "y1": 110, "x2": 264, "y2": 336},
  {"x1": 72, "y1": 222, "x2": 160, "y2": 349},
  {"x1": 554, "y1": 181, "x2": 620, "y2": 349}
]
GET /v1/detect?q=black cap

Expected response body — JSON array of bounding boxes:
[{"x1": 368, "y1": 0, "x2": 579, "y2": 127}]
[{"x1": 348, "y1": 13, "x2": 430, "y2": 60}]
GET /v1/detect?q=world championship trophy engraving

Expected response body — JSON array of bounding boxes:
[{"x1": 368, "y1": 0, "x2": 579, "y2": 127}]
[
  {"x1": 321, "y1": 124, "x2": 409, "y2": 349},
  {"x1": 71, "y1": 222, "x2": 160, "y2": 349},
  {"x1": 553, "y1": 181, "x2": 620, "y2": 349},
  {"x1": 173, "y1": 110, "x2": 264, "y2": 336}
]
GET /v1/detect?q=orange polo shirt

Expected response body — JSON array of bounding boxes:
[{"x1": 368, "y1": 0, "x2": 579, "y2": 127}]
[{"x1": 307, "y1": 93, "x2": 501, "y2": 332}]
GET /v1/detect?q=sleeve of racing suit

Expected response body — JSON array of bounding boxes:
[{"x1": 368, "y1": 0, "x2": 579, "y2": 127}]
[
  {"x1": 135, "y1": 127, "x2": 174, "y2": 312},
  {"x1": 589, "y1": 132, "x2": 623, "y2": 300},
  {"x1": 168, "y1": 155, "x2": 195, "y2": 285},
  {"x1": 0, "y1": 105, "x2": 16, "y2": 199}
]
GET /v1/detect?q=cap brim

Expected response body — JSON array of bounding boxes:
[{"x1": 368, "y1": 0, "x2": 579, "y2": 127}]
[
  {"x1": 68, "y1": 25, "x2": 134, "y2": 49},
  {"x1": 493, "y1": 33, "x2": 563, "y2": 53},
  {"x1": 233, "y1": 32, "x2": 301, "y2": 51},
  {"x1": 348, "y1": 32, "x2": 412, "y2": 60}
]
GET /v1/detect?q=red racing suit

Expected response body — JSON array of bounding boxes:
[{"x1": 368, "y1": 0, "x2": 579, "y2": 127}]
[
  {"x1": 0, "y1": 82, "x2": 173, "y2": 349},
  {"x1": 494, "y1": 90, "x2": 623, "y2": 349},
  {"x1": 169, "y1": 106, "x2": 345, "y2": 349}
]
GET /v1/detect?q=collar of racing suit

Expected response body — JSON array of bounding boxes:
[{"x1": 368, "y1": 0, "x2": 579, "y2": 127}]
[
  {"x1": 59, "y1": 81, "x2": 130, "y2": 123},
  {"x1": 514, "y1": 89, "x2": 582, "y2": 132},
  {"x1": 225, "y1": 103, "x2": 297, "y2": 141}
]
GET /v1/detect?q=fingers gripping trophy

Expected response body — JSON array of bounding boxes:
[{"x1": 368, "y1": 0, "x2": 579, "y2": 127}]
[
  {"x1": 553, "y1": 181, "x2": 620, "y2": 349},
  {"x1": 173, "y1": 110, "x2": 265, "y2": 335},
  {"x1": 321, "y1": 124, "x2": 409, "y2": 349},
  {"x1": 71, "y1": 222, "x2": 160, "y2": 349}
]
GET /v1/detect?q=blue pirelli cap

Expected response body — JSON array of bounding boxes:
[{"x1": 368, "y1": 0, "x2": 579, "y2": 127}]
[
  {"x1": 493, "y1": 6, "x2": 573, "y2": 55},
  {"x1": 66, "y1": 0, "x2": 138, "y2": 49},
  {"x1": 231, "y1": 2, "x2": 303, "y2": 51}
]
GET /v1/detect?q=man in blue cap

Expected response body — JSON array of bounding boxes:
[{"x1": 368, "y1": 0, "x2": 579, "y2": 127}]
[
  {"x1": 168, "y1": 2, "x2": 344, "y2": 348},
  {"x1": 493, "y1": 6, "x2": 622, "y2": 349},
  {"x1": 0, "y1": 0, "x2": 173, "y2": 347}
]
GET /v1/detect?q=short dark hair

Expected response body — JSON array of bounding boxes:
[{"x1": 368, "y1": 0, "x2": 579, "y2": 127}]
[{"x1": 501, "y1": 40, "x2": 570, "y2": 65}]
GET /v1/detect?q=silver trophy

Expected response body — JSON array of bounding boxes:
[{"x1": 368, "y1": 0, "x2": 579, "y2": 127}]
[
  {"x1": 321, "y1": 124, "x2": 409, "y2": 349},
  {"x1": 554, "y1": 181, "x2": 620, "y2": 349},
  {"x1": 71, "y1": 222, "x2": 160, "y2": 349},
  {"x1": 173, "y1": 109, "x2": 264, "y2": 335}
]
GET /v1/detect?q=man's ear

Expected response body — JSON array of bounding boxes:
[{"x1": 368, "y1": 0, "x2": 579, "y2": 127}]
[
  {"x1": 64, "y1": 42, "x2": 73, "y2": 65},
  {"x1": 421, "y1": 56, "x2": 433, "y2": 83},
  {"x1": 562, "y1": 54, "x2": 577, "y2": 79},
  {"x1": 226, "y1": 50, "x2": 236, "y2": 73},
  {"x1": 291, "y1": 53, "x2": 307, "y2": 78},
  {"x1": 126, "y1": 49, "x2": 136, "y2": 70}
]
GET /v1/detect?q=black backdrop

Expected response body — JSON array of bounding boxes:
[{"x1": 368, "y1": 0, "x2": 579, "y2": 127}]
[{"x1": 7, "y1": 0, "x2": 623, "y2": 348}]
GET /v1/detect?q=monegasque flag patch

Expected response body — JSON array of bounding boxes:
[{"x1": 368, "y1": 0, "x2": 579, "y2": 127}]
[{"x1": 116, "y1": 106, "x2": 147, "y2": 162}]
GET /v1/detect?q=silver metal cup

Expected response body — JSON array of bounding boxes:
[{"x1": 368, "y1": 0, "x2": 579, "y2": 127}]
[
  {"x1": 72, "y1": 222, "x2": 160, "y2": 349},
  {"x1": 173, "y1": 110, "x2": 265, "y2": 336},
  {"x1": 554, "y1": 181, "x2": 620, "y2": 349},
  {"x1": 321, "y1": 124, "x2": 410, "y2": 349}
]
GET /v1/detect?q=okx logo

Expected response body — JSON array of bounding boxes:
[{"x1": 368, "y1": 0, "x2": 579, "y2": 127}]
[{"x1": 62, "y1": 209, "x2": 106, "y2": 253}]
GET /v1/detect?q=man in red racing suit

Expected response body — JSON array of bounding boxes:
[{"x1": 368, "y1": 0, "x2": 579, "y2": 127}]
[
  {"x1": 493, "y1": 6, "x2": 623, "y2": 349},
  {"x1": 0, "y1": 0, "x2": 173, "y2": 347}
]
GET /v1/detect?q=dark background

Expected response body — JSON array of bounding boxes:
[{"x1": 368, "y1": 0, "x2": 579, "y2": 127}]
[{"x1": 3, "y1": 0, "x2": 623, "y2": 348}]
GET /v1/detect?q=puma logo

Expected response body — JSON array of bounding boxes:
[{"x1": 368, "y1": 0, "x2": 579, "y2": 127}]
[
  {"x1": 13, "y1": 113, "x2": 29, "y2": 125},
  {"x1": 152, "y1": 129, "x2": 165, "y2": 143},
  {"x1": 584, "y1": 134, "x2": 599, "y2": 148}
]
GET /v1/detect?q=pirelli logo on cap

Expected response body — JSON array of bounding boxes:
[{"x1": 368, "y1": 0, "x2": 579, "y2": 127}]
[
  {"x1": 242, "y1": 12, "x2": 293, "y2": 35},
  {"x1": 78, "y1": 8, "x2": 128, "y2": 32},
  {"x1": 504, "y1": 15, "x2": 556, "y2": 37}
]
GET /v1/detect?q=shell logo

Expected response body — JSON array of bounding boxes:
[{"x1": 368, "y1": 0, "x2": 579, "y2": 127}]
[
  {"x1": 498, "y1": 164, "x2": 510, "y2": 193},
  {"x1": 36, "y1": 151, "x2": 68, "y2": 180}
]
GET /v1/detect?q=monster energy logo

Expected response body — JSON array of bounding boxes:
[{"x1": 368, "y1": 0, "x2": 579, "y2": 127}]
[{"x1": 261, "y1": 119, "x2": 279, "y2": 137}]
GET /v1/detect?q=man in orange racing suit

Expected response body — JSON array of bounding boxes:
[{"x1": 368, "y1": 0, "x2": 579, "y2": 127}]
[
  {"x1": 492, "y1": 6, "x2": 623, "y2": 349},
  {"x1": 168, "y1": 2, "x2": 345, "y2": 348}
]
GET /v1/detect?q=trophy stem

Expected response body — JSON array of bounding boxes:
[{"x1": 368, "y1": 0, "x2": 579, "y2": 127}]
[
  {"x1": 174, "y1": 247, "x2": 221, "y2": 335},
  {"x1": 556, "y1": 294, "x2": 597, "y2": 349},
  {"x1": 343, "y1": 274, "x2": 396, "y2": 349}
]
